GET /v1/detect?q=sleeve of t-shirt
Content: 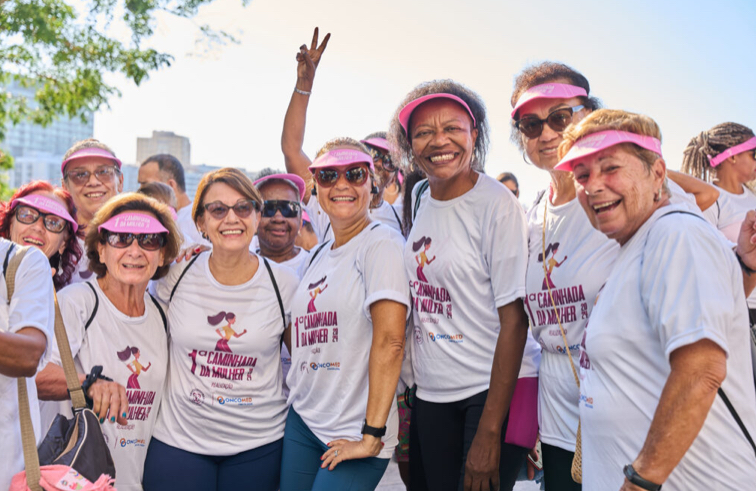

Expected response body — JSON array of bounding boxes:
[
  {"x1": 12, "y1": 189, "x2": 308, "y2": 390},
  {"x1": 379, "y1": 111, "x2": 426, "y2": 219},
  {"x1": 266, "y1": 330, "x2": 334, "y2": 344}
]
[
  {"x1": 361, "y1": 230, "x2": 411, "y2": 321},
  {"x1": 641, "y1": 214, "x2": 735, "y2": 360},
  {"x1": 484, "y1": 188, "x2": 529, "y2": 308},
  {"x1": 8, "y1": 247, "x2": 55, "y2": 372},
  {"x1": 52, "y1": 283, "x2": 94, "y2": 365}
]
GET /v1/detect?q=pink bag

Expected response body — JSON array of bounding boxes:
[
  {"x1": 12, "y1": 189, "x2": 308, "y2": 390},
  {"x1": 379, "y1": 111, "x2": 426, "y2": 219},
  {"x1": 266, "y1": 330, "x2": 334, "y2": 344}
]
[
  {"x1": 504, "y1": 377, "x2": 539, "y2": 449},
  {"x1": 10, "y1": 466, "x2": 115, "y2": 491}
]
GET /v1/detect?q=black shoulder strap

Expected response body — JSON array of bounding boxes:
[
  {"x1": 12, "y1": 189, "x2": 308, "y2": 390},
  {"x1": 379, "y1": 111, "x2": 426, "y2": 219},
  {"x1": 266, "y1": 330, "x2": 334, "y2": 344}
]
[
  {"x1": 323, "y1": 222, "x2": 332, "y2": 242},
  {"x1": 3, "y1": 242, "x2": 16, "y2": 280},
  {"x1": 413, "y1": 180, "x2": 430, "y2": 220},
  {"x1": 390, "y1": 204, "x2": 402, "y2": 229},
  {"x1": 370, "y1": 223, "x2": 381, "y2": 231},
  {"x1": 262, "y1": 258, "x2": 286, "y2": 330},
  {"x1": 170, "y1": 252, "x2": 202, "y2": 302},
  {"x1": 308, "y1": 241, "x2": 330, "y2": 268},
  {"x1": 84, "y1": 282, "x2": 99, "y2": 330},
  {"x1": 716, "y1": 199, "x2": 721, "y2": 221},
  {"x1": 718, "y1": 387, "x2": 756, "y2": 457},
  {"x1": 148, "y1": 294, "x2": 168, "y2": 332}
]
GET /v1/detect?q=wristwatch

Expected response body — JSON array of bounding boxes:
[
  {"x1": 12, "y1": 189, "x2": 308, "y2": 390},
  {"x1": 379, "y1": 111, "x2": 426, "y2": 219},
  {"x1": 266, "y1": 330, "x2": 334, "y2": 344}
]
[
  {"x1": 623, "y1": 464, "x2": 662, "y2": 491},
  {"x1": 361, "y1": 420, "x2": 387, "y2": 438}
]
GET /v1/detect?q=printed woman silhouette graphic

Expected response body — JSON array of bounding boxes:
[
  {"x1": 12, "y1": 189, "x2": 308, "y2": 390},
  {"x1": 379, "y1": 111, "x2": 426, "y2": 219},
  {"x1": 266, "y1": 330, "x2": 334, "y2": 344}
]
[
  {"x1": 307, "y1": 277, "x2": 328, "y2": 313},
  {"x1": 539, "y1": 242, "x2": 567, "y2": 290},
  {"x1": 117, "y1": 346, "x2": 151, "y2": 389},
  {"x1": 412, "y1": 236, "x2": 436, "y2": 283},
  {"x1": 208, "y1": 311, "x2": 247, "y2": 353}
]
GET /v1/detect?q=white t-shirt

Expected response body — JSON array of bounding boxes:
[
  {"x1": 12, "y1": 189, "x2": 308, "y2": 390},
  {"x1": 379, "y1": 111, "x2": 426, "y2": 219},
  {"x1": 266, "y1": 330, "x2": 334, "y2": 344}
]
[
  {"x1": 303, "y1": 197, "x2": 403, "y2": 243},
  {"x1": 69, "y1": 237, "x2": 94, "y2": 284},
  {"x1": 0, "y1": 241, "x2": 54, "y2": 491},
  {"x1": 43, "y1": 279, "x2": 167, "y2": 491},
  {"x1": 580, "y1": 204, "x2": 756, "y2": 490},
  {"x1": 153, "y1": 253, "x2": 298, "y2": 456},
  {"x1": 287, "y1": 223, "x2": 410, "y2": 459},
  {"x1": 405, "y1": 174, "x2": 528, "y2": 403},
  {"x1": 176, "y1": 205, "x2": 210, "y2": 248},
  {"x1": 525, "y1": 192, "x2": 619, "y2": 451}
]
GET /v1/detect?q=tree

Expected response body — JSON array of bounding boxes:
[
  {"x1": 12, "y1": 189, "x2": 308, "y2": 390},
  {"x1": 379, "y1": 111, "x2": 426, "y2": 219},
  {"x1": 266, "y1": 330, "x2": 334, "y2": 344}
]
[{"x1": 0, "y1": 0, "x2": 246, "y2": 196}]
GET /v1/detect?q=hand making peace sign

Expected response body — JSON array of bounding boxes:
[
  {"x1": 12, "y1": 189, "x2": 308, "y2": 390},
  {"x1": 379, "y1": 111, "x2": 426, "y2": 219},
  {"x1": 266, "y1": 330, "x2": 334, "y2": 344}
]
[{"x1": 295, "y1": 27, "x2": 331, "y2": 92}]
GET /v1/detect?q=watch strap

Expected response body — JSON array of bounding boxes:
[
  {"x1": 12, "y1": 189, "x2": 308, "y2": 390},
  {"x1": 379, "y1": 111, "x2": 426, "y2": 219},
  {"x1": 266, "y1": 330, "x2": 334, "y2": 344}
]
[
  {"x1": 361, "y1": 420, "x2": 387, "y2": 438},
  {"x1": 623, "y1": 464, "x2": 662, "y2": 491}
]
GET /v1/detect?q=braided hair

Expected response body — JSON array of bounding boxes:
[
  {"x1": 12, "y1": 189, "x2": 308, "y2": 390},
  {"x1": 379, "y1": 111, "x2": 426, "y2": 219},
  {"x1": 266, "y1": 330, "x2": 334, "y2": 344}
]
[{"x1": 681, "y1": 122, "x2": 755, "y2": 183}]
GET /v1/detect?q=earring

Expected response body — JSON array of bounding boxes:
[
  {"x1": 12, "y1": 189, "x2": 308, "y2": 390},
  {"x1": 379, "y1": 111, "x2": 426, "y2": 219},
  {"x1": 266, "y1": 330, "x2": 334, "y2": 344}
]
[
  {"x1": 370, "y1": 184, "x2": 379, "y2": 195},
  {"x1": 654, "y1": 188, "x2": 663, "y2": 202},
  {"x1": 522, "y1": 151, "x2": 533, "y2": 166},
  {"x1": 311, "y1": 186, "x2": 317, "y2": 196},
  {"x1": 201, "y1": 232, "x2": 208, "y2": 240}
]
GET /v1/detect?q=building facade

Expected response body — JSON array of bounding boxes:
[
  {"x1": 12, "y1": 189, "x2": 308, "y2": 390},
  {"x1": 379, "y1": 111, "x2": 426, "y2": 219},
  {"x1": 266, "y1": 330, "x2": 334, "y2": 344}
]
[{"x1": 136, "y1": 131, "x2": 191, "y2": 167}]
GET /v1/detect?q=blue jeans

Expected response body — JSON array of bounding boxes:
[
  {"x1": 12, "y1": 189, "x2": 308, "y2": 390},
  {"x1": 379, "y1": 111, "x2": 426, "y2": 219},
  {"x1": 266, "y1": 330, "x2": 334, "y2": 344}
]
[
  {"x1": 143, "y1": 437, "x2": 282, "y2": 491},
  {"x1": 280, "y1": 409, "x2": 389, "y2": 491}
]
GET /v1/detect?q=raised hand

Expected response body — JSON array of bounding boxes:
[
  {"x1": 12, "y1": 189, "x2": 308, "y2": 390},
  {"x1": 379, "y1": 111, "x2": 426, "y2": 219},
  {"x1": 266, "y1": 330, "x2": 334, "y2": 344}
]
[{"x1": 296, "y1": 27, "x2": 331, "y2": 92}]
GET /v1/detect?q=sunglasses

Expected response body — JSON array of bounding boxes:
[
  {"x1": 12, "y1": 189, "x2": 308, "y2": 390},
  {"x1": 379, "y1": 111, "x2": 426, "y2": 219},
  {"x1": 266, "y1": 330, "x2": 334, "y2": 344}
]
[
  {"x1": 65, "y1": 166, "x2": 119, "y2": 186},
  {"x1": 515, "y1": 105, "x2": 584, "y2": 139},
  {"x1": 314, "y1": 166, "x2": 369, "y2": 188},
  {"x1": 14, "y1": 205, "x2": 69, "y2": 234},
  {"x1": 104, "y1": 232, "x2": 166, "y2": 251},
  {"x1": 262, "y1": 200, "x2": 301, "y2": 218},
  {"x1": 366, "y1": 147, "x2": 397, "y2": 172},
  {"x1": 204, "y1": 199, "x2": 260, "y2": 220}
]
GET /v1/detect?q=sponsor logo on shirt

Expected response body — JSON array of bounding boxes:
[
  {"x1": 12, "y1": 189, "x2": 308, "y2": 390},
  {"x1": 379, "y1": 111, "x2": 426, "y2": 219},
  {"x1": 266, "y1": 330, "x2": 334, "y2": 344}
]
[
  {"x1": 190, "y1": 388, "x2": 205, "y2": 406},
  {"x1": 215, "y1": 395, "x2": 254, "y2": 406},
  {"x1": 120, "y1": 438, "x2": 146, "y2": 448},
  {"x1": 300, "y1": 361, "x2": 309, "y2": 373},
  {"x1": 580, "y1": 394, "x2": 594, "y2": 409},
  {"x1": 295, "y1": 276, "x2": 339, "y2": 349},
  {"x1": 309, "y1": 361, "x2": 341, "y2": 371},
  {"x1": 556, "y1": 344, "x2": 581, "y2": 354},
  {"x1": 311, "y1": 347, "x2": 321, "y2": 354},
  {"x1": 428, "y1": 332, "x2": 463, "y2": 343}
]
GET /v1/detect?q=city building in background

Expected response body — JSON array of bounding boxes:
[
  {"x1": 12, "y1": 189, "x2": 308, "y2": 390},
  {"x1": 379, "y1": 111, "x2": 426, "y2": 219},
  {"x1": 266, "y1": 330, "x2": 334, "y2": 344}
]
[
  {"x1": 123, "y1": 162, "x2": 259, "y2": 199},
  {"x1": 136, "y1": 131, "x2": 191, "y2": 167},
  {"x1": 2, "y1": 81, "x2": 94, "y2": 188}
]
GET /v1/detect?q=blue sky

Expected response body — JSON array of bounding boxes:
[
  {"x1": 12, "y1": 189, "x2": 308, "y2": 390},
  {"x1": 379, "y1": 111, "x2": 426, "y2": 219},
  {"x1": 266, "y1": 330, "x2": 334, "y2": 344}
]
[{"x1": 93, "y1": 0, "x2": 756, "y2": 204}]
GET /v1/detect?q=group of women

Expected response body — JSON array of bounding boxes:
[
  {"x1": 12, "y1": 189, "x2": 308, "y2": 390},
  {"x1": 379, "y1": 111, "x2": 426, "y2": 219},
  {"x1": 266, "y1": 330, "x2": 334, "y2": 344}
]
[{"x1": 1, "y1": 26, "x2": 756, "y2": 491}]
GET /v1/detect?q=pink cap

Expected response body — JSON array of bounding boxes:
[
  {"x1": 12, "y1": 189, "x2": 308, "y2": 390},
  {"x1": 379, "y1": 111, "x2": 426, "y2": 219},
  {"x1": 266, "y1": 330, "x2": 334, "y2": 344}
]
[
  {"x1": 554, "y1": 130, "x2": 662, "y2": 172},
  {"x1": 511, "y1": 83, "x2": 588, "y2": 119},
  {"x1": 98, "y1": 212, "x2": 169, "y2": 234},
  {"x1": 11, "y1": 194, "x2": 78, "y2": 233},
  {"x1": 254, "y1": 173, "x2": 306, "y2": 201},
  {"x1": 708, "y1": 136, "x2": 756, "y2": 167},
  {"x1": 61, "y1": 147, "x2": 122, "y2": 174},
  {"x1": 360, "y1": 137, "x2": 390, "y2": 153},
  {"x1": 398, "y1": 93, "x2": 476, "y2": 135},
  {"x1": 309, "y1": 149, "x2": 374, "y2": 172}
]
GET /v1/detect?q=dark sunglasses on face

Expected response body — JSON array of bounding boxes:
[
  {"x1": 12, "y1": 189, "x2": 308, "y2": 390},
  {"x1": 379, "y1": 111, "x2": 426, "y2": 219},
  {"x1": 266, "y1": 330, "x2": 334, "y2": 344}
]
[
  {"x1": 104, "y1": 232, "x2": 166, "y2": 251},
  {"x1": 515, "y1": 105, "x2": 585, "y2": 139},
  {"x1": 314, "y1": 166, "x2": 369, "y2": 188},
  {"x1": 204, "y1": 199, "x2": 260, "y2": 220},
  {"x1": 366, "y1": 147, "x2": 397, "y2": 172},
  {"x1": 14, "y1": 205, "x2": 68, "y2": 234},
  {"x1": 65, "y1": 166, "x2": 119, "y2": 186},
  {"x1": 262, "y1": 200, "x2": 301, "y2": 218}
]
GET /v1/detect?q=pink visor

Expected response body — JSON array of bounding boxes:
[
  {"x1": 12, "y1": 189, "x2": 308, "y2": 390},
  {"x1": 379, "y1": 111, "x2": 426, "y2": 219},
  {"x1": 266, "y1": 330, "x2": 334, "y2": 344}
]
[
  {"x1": 61, "y1": 147, "x2": 122, "y2": 174},
  {"x1": 309, "y1": 149, "x2": 374, "y2": 172},
  {"x1": 398, "y1": 93, "x2": 477, "y2": 135},
  {"x1": 11, "y1": 194, "x2": 78, "y2": 233},
  {"x1": 98, "y1": 212, "x2": 169, "y2": 234},
  {"x1": 360, "y1": 137, "x2": 390, "y2": 153},
  {"x1": 511, "y1": 83, "x2": 588, "y2": 119},
  {"x1": 254, "y1": 173, "x2": 306, "y2": 201},
  {"x1": 302, "y1": 210, "x2": 311, "y2": 223},
  {"x1": 708, "y1": 136, "x2": 756, "y2": 167},
  {"x1": 554, "y1": 130, "x2": 662, "y2": 172}
]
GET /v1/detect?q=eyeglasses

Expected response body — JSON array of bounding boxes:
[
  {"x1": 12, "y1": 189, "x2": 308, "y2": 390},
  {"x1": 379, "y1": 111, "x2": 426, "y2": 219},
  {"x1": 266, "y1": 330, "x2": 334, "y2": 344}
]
[
  {"x1": 204, "y1": 200, "x2": 260, "y2": 220},
  {"x1": 262, "y1": 200, "x2": 301, "y2": 218},
  {"x1": 64, "y1": 166, "x2": 119, "y2": 186},
  {"x1": 366, "y1": 147, "x2": 397, "y2": 172},
  {"x1": 314, "y1": 166, "x2": 369, "y2": 188},
  {"x1": 104, "y1": 232, "x2": 166, "y2": 251},
  {"x1": 515, "y1": 105, "x2": 584, "y2": 139},
  {"x1": 14, "y1": 205, "x2": 69, "y2": 234}
]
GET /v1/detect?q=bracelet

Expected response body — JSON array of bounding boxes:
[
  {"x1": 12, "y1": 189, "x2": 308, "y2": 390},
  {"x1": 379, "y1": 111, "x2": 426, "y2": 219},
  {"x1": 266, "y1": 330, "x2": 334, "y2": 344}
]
[
  {"x1": 80, "y1": 365, "x2": 113, "y2": 409},
  {"x1": 736, "y1": 251, "x2": 756, "y2": 276},
  {"x1": 294, "y1": 87, "x2": 312, "y2": 96}
]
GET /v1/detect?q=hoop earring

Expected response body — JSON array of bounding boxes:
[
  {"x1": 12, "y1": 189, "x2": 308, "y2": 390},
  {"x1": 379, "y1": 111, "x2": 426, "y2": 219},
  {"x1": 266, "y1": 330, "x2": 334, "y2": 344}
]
[
  {"x1": 201, "y1": 232, "x2": 208, "y2": 240},
  {"x1": 522, "y1": 151, "x2": 533, "y2": 166},
  {"x1": 370, "y1": 184, "x2": 379, "y2": 195},
  {"x1": 311, "y1": 186, "x2": 317, "y2": 196}
]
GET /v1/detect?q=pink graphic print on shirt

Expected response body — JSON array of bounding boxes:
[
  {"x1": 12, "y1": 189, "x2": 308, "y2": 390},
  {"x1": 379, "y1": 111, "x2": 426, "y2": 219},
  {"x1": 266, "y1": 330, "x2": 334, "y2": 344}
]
[
  {"x1": 306, "y1": 277, "x2": 328, "y2": 313},
  {"x1": 208, "y1": 311, "x2": 246, "y2": 353},
  {"x1": 116, "y1": 346, "x2": 157, "y2": 421},
  {"x1": 295, "y1": 276, "x2": 338, "y2": 349},
  {"x1": 412, "y1": 236, "x2": 435, "y2": 283}
]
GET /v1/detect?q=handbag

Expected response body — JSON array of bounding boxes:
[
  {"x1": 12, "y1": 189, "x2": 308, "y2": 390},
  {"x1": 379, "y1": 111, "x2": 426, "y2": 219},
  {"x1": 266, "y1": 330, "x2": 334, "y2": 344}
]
[
  {"x1": 541, "y1": 200, "x2": 583, "y2": 483},
  {"x1": 503, "y1": 376, "x2": 539, "y2": 448},
  {"x1": 6, "y1": 246, "x2": 116, "y2": 491}
]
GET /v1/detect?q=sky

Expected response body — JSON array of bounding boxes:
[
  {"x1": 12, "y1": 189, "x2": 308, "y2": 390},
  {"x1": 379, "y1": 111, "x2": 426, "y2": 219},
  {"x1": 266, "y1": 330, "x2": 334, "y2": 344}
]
[{"x1": 93, "y1": 0, "x2": 756, "y2": 205}]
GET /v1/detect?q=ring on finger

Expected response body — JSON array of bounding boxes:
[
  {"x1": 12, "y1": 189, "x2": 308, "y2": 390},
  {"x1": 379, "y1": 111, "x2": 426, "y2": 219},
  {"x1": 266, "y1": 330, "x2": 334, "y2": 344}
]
[{"x1": 334, "y1": 450, "x2": 338, "y2": 457}]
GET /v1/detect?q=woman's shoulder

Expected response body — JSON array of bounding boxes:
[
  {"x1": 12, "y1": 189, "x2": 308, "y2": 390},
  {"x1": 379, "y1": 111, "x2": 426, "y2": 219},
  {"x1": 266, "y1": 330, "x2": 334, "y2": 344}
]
[{"x1": 645, "y1": 205, "x2": 731, "y2": 256}]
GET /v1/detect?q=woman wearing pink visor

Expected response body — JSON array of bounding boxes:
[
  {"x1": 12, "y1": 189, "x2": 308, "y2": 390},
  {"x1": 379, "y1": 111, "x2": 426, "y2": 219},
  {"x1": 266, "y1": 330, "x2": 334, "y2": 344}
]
[
  {"x1": 281, "y1": 143, "x2": 410, "y2": 491},
  {"x1": 388, "y1": 81, "x2": 535, "y2": 491},
  {"x1": 0, "y1": 180, "x2": 82, "y2": 290},
  {"x1": 36, "y1": 193, "x2": 180, "y2": 491},
  {"x1": 556, "y1": 109, "x2": 756, "y2": 491}
]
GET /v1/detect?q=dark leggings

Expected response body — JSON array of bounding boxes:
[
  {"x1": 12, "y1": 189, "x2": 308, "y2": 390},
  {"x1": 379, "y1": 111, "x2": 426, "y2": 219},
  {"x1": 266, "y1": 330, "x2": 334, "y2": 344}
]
[
  {"x1": 142, "y1": 437, "x2": 282, "y2": 491},
  {"x1": 541, "y1": 442, "x2": 581, "y2": 491},
  {"x1": 409, "y1": 389, "x2": 528, "y2": 491}
]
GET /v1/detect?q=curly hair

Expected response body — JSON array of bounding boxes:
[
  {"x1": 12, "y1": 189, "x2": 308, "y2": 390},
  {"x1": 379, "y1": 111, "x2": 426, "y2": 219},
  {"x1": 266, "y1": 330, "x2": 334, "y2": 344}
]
[
  {"x1": 510, "y1": 62, "x2": 602, "y2": 150},
  {"x1": 681, "y1": 123, "x2": 755, "y2": 184},
  {"x1": 85, "y1": 193, "x2": 182, "y2": 280},
  {"x1": 0, "y1": 180, "x2": 82, "y2": 290},
  {"x1": 363, "y1": 131, "x2": 387, "y2": 141},
  {"x1": 388, "y1": 79, "x2": 489, "y2": 173}
]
